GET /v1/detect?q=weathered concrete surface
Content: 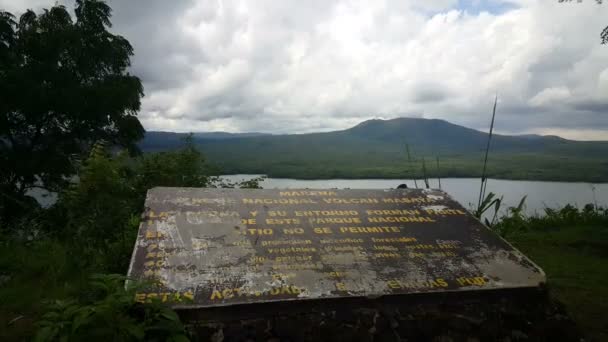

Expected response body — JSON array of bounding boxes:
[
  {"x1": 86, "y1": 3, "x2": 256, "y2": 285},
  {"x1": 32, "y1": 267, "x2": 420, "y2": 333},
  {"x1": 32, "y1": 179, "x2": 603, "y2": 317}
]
[
  {"x1": 181, "y1": 289, "x2": 583, "y2": 342},
  {"x1": 127, "y1": 188, "x2": 545, "y2": 308}
]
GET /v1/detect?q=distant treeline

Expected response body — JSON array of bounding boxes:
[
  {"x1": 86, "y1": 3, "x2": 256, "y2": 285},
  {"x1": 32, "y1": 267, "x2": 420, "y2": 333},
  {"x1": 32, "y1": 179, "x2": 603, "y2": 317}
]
[{"x1": 141, "y1": 118, "x2": 608, "y2": 182}]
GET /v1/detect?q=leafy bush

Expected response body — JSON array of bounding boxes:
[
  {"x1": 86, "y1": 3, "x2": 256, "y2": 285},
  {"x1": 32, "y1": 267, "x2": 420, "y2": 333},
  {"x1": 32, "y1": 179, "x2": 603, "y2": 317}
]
[
  {"x1": 2, "y1": 131, "x2": 265, "y2": 340},
  {"x1": 42, "y1": 136, "x2": 214, "y2": 273},
  {"x1": 34, "y1": 274, "x2": 189, "y2": 342},
  {"x1": 6, "y1": 138, "x2": 257, "y2": 340},
  {"x1": 0, "y1": 239, "x2": 75, "y2": 313},
  {"x1": 132, "y1": 134, "x2": 212, "y2": 199},
  {"x1": 492, "y1": 202, "x2": 608, "y2": 238}
]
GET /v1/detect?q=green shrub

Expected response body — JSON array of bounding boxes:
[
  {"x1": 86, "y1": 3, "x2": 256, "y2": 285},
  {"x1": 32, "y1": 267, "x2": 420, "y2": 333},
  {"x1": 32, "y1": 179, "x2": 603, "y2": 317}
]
[
  {"x1": 132, "y1": 134, "x2": 212, "y2": 201},
  {"x1": 34, "y1": 274, "x2": 189, "y2": 342},
  {"x1": 493, "y1": 203, "x2": 608, "y2": 238},
  {"x1": 0, "y1": 239, "x2": 75, "y2": 312},
  {"x1": 4, "y1": 137, "x2": 258, "y2": 340},
  {"x1": 45, "y1": 137, "x2": 214, "y2": 273}
]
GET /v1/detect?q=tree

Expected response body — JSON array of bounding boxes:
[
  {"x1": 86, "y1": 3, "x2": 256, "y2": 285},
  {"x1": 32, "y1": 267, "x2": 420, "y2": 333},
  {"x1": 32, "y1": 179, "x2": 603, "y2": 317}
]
[
  {"x1": 0, "y1": 0, "x2": 144, "y2": 223},
  {"x1": 59, "y1": 142, "x2": 139, "y2": 269},
  {"x1": 133, "y1": 134, "x2": 212, "y2": 198},
  {"x1": 54, "y1": 137, "x2": 213, "y2": 269},
  {"x1": 558, "y1": 0, "x2": 608, "y2": 43}
]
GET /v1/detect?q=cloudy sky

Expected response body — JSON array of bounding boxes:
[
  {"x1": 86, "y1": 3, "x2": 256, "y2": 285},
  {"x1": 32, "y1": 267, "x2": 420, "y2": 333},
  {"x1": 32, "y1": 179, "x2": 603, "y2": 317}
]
[{"x1": 2, "y1": 0, "x2": 608, "y2": 139}]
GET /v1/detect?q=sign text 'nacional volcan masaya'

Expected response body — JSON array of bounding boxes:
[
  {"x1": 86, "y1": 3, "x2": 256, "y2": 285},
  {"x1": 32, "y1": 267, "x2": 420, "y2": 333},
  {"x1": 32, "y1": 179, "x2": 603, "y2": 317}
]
[{"x1": 127, "y1": 188, "x2": 545, "y2": 308}]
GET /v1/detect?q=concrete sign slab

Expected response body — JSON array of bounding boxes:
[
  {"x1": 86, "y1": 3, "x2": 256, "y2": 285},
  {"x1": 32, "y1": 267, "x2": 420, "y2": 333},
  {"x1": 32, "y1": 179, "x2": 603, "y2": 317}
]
[{"x1": 127, "y1": 188, "x2": 545, "y2": 308}]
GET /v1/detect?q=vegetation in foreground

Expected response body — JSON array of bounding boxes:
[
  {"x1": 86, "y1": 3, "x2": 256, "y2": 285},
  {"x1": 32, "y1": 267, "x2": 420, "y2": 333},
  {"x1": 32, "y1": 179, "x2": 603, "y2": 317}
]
[
  {"x1": 492, "y1": 204, "x2": 608, "y2": 341},
  {"x1": 0, "y1": 139, "x2": 262, "y2": 341}
]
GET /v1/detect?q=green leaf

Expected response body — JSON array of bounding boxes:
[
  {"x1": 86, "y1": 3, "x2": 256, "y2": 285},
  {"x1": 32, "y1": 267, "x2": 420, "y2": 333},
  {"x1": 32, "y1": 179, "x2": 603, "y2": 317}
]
[
  {"x1": 475, "y1": 192, "x2": 495, "y2": 217},
  {"x1": 515, "y1": 195, "x2": 527, "y2": 213},
  {"x1": 125, "y1": 324, "x2": 145, "y2": 340},
  {"x1": 72, "y1": 308, "x2": 94, "y2": 332},
  {"x1": 168, "y1": 334, "x2": 191, "y2": 342},
  {"x1": 160, "y1": 310, "x2": 180, "y2": 322},
  {"x1": 33, "y1": 326, "x2": 59, "y2": 342}
]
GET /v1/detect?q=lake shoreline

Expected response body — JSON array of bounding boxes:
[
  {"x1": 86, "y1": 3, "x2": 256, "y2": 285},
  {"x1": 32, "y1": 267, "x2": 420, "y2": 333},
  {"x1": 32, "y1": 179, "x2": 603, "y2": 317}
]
[
  {"x1": 219, "y1": 174, "x2": 608, "y2": 185},
  {"x1": 219, "y1": 176, "x2": 608, "y2": 217}
]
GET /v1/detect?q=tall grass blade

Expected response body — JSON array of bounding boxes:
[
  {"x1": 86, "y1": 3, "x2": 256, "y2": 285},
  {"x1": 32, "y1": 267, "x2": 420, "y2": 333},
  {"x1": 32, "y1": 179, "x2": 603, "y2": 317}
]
[
  {"x1": 405, "y1": 144, "x2": 418, "y2": 189},
  {"x1": 436, "y1": 156, "x2": 442, "y2": 189},
  {"x1": 477, "y1": 94, "x2": 498, "y2": 211},
  {"x1": 422, "y1": 157, "x2": 430, "y2": 189},
  {"x1": 490, "y1": 195, "x2": 503, "y2": 226}
]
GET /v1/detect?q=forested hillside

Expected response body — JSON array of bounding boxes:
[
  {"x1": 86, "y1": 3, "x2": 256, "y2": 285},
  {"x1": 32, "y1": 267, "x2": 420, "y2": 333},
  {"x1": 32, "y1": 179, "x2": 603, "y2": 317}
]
[{"x1": 141, "y1": 118, "x2": 608, "y2": 181}]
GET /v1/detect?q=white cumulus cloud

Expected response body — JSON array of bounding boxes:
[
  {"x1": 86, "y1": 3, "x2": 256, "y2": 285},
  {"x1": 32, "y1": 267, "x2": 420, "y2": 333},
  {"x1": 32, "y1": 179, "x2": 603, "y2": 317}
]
[{"x1": 2, "y1": 0, "x2": 608, "y2": 139}]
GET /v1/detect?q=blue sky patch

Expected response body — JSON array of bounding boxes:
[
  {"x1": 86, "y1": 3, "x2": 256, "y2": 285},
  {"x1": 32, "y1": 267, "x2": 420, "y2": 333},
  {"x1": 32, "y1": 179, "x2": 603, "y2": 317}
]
[{"x1": 457, "y1": 0, "x2": 519, "y2": 15}]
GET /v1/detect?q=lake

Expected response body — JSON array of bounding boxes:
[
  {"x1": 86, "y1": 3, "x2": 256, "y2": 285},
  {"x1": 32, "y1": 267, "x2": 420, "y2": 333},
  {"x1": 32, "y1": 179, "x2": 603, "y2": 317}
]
[
  {"x1": 221, "y1": 175, "x2": 608, "y2": 217},
  {"x1": 31, "y1": 175, "x2": 608, "y2": 217}
]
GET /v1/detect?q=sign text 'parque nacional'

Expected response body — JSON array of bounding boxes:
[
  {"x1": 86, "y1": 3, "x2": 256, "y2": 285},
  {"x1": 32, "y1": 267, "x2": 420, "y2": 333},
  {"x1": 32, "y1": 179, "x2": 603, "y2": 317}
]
[{"x1": 127, "y1": 188, "x2": 545, "y2": 308}]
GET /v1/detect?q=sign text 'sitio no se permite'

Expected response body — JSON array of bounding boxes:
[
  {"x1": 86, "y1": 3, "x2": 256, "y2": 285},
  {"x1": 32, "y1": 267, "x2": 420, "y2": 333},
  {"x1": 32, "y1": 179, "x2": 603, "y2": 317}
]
[{"x1": 127, "y1": 188, "x2": 545, "y2": 308}]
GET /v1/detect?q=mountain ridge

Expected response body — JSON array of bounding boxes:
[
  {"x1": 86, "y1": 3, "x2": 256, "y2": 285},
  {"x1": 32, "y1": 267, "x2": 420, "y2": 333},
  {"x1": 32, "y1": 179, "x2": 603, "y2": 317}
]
[
  {"x1": 143, "y1": 117, "x2": 603, "y2": 143},
  {"x1": 139, "y1": 117, "x2": 608, "y2": 181}
]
